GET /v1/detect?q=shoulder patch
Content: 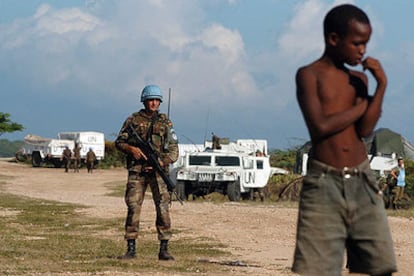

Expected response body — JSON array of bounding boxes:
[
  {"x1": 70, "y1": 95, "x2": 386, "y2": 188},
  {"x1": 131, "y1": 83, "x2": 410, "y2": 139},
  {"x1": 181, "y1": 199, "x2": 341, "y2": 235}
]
[{"x1": 171, "y1": 128, "x2": 178, "y2": 142}]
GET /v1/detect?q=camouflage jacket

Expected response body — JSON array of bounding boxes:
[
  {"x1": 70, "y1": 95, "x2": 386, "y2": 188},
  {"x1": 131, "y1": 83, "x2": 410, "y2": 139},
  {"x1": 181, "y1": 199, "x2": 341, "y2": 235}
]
[
  {"x1": 62, "y1": 148, "x2": 72, "y2": 160},
  {"x1": 86, "y1": 150, "x2": 96, "y2": 162},
  {"x1": 73, "y1": 147, "x2": 81, "y2": 159},
  {"x1": 115, "y1": 109, "x2": 179, "y2": 171}
]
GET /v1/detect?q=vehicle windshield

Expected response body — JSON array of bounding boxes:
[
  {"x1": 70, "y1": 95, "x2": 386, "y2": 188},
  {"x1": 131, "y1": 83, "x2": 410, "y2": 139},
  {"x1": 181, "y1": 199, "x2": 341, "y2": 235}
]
[
  {"x1": 189, "y1": 155, "x2": 211, "y2": 166},
  {"x1": 215, "y1": 156, "x2": 240, "y2": 166}
]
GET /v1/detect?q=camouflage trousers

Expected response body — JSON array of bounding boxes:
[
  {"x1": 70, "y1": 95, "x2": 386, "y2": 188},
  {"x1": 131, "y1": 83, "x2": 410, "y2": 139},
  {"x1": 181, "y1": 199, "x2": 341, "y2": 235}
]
[
  {"x1": 73, "y1": 158, "x2": 81, "y2": 172},
  {"x1": 123, "y1": 170, "x2": 172, "y2": 241},
  {"x1": 63, "y1": 158, "x2": 71, "y2": 172},
  {"x1": 86, "y1": 161, "x2": 94, "y2": 173}
]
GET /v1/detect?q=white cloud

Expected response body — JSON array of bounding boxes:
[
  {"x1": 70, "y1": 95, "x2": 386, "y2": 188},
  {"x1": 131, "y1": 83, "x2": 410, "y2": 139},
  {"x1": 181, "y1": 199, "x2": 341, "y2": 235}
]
[
  {"x1": 199, "y1": 23, "x2": 245, "y2": 64},
  {"x1": 1, "y1": 4, "x2": 103, "y2": 51},
  {"x1": 35, "y1": 6, "x2": 101, "y2": 35},
  {"x1": 33, "y1": 4, "x2": 51, "y2": 19},
  {"x1": 0, "y1": 0, "x2": 259, "y2": 110},
  {"x1": 2, "y1": 0, "x2": 410, "y2": 148},
  {"x1": 277, "y1": 0, "x2": 357, "y2": 65},
  {"x1": 277, "y1": 0, "x2": 325, "y2": 64}
]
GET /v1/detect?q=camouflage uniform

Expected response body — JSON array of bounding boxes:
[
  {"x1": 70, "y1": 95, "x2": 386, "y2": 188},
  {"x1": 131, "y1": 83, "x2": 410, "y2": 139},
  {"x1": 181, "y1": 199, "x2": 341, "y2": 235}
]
[
  {"x1": 62, "y1": 147, "x2": 72, "y2": 173},
  {"x1": 115, "y1": 109, "x2": 178, "y2": 241},
  {"x1": 73, "y1": 145, "x2": 81, "y2": 173},
  {"x1": 86, "y1": 149, "x2": 97, "y2": 173}
]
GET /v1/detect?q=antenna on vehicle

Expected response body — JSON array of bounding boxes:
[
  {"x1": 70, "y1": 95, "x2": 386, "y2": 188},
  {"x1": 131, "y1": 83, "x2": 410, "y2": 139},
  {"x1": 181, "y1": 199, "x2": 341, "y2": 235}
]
[
  {"x1": 167, "y1": 88, "x2": 172, "y2": 119},
  {"x1": 203, "y1": 106, "x2": 210, "y2": 143},
  {"x1": 181, "y1": 134, "x2": 203, "y2": 152}
]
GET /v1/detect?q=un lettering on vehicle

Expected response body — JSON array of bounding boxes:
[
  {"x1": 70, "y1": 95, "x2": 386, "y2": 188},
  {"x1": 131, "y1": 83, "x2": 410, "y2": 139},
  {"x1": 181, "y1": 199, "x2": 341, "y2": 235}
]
[{"x1": 244, "y1": 171, "x2": 256, "y2": 184}]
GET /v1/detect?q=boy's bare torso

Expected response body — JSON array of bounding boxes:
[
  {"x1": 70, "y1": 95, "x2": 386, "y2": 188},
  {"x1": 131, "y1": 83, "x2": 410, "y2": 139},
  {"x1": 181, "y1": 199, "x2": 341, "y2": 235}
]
[{"x1": 298, "y1": 59, "x2": 368, "y2": 168}]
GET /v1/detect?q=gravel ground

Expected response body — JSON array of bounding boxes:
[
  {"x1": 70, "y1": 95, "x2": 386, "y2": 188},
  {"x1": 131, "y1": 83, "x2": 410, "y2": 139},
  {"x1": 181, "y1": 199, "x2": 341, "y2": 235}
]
[{"x1": 1, "y1": 159, "x2": 413, "y2": 275}]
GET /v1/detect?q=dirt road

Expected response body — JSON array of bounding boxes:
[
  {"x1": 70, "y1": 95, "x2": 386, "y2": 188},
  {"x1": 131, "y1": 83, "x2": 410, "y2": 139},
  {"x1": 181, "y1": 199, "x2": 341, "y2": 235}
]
[{"x1": 1, "y1": 160, "x2": 413, "y2": 275}]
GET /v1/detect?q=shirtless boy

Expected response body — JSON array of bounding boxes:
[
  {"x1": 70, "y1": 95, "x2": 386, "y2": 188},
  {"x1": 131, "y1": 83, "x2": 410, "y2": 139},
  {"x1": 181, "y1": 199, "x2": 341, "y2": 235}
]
[{"x1": 292, "y1": 4, "x2": 397, "y2": 276}]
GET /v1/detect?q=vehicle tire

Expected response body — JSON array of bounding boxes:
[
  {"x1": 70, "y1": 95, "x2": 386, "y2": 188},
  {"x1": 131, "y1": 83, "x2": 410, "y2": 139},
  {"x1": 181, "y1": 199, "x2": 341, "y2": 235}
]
[
  {"x1": 15, "y1": 150, "x2": 27, "y2": 162},
  {"x1": 241, "y1": 191, "x2": 252, "y2": 201},
  {"x1": 175, "y1": 181, "x2": 188, "y2": 201},
  {"x1": 32, "y1": 151, "x2": 42, "y2": 167},
  {"x1": 227, "y1": 180, "x2": 241, "y2": 201},
  {"x1": 51, "y1": 159, "x2": 63, "y2": 168}
]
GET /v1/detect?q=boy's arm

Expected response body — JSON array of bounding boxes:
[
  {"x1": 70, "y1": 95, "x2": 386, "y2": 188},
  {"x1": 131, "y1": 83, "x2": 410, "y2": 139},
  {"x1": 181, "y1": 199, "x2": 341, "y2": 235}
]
[
  {"x1": 296, "y1": 67, "x2": 367, "y2": 141},
  {"x1": 355, "y1": 57, "x2": 387, "y2": 137}
]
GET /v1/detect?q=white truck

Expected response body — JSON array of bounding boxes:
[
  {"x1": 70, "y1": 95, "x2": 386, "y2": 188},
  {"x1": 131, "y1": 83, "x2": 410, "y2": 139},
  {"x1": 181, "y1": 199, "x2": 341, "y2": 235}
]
[
  {"x1": 174, "y1": 139, "x2": 288, "y2": 201},
  {"x1": 57, "y1": 131, "x2": 105, "y2": 161},
  {"x1": 299, "y1": 152, "x2": 398, "y2": 177},
  {"x1": 18, "y1": 131, "x2": 105, "y2": 167}
]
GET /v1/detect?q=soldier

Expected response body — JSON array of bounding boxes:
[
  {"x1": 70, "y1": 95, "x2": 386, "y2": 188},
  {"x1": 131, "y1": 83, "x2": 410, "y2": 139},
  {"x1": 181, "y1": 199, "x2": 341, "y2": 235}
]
[
  {"x1": 73, "y1": 143, "x2": 81, "y2": 173},
  {"x1": 212, "y1": 133, "x2": 221, "y2": 150},
  {"x1": 115, "y1": 84, "x2": 179, "y2": 261},
  {"x1": 61, "y1": 146, "x2": 72, "y2": 173},
  {"x1": 85, "y1": 148, "x2": 97, "y2": 173}
]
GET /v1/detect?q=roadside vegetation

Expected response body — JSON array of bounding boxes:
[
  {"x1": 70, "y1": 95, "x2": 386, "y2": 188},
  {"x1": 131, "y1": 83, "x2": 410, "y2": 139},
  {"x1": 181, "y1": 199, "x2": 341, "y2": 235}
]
[{"x1": 0, "y1": 139, "x2": 23, "y2": 157}]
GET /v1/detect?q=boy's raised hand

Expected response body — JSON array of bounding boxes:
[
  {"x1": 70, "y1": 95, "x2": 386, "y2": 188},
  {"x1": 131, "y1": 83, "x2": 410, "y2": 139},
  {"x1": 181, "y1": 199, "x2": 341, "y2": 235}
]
[{"x1": 362, "y1": 56, "x2": 387, "y2": 88}]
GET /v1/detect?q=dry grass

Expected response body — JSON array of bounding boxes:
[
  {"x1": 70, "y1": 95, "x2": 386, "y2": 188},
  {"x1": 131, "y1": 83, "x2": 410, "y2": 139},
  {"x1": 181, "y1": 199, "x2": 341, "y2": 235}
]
[{"x1": 0, "y1": 187, "x2": 230, "y2": 275}]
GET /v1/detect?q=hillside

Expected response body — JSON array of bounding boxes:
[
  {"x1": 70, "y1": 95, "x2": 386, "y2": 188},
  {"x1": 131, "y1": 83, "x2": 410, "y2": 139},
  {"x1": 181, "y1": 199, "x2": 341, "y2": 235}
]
[{"x1": 0, "y1": 139, "x2": 23, "y2": 157}]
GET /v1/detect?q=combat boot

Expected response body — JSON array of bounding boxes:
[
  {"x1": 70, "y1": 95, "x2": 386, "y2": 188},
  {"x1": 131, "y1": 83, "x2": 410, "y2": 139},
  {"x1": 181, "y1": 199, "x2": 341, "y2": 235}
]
[
  {"x1": 158, "y1": 240, "x2": 174, "y2": 261},
  {"x1": 118, "y1": 239, "x2": 136, "y2": 259}
]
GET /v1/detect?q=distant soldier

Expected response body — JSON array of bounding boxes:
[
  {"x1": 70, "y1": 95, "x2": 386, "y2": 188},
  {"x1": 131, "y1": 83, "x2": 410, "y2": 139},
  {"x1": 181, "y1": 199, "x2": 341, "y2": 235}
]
[
  {"x1": 255, "y1": 150, "x2": 265, "y2": 157},
  {"x1": 61, "y1": 146, "x2": 72, "y2": 173},
  {"x1": 212, "y1": 133, "x2": 221, "y2": 150},
  {"x1": 85, "y1": 148, "x2": 97, "y2": 173},
  {"x1": 73, "y1": 143, "x2": 81, "y2": 173}
]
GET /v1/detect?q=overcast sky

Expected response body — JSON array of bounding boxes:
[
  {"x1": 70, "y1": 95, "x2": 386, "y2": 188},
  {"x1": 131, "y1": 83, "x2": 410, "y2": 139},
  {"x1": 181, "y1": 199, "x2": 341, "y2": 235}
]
[{"x1": 1, "y1": 0, "x2": 413, "y2": 149}]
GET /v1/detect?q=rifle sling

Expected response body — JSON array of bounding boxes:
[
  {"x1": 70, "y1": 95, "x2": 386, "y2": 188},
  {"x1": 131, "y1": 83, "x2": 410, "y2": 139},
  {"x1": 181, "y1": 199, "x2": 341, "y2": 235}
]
[{"x1": 146, "y1": 113, "x2": 158, "y2": 143}]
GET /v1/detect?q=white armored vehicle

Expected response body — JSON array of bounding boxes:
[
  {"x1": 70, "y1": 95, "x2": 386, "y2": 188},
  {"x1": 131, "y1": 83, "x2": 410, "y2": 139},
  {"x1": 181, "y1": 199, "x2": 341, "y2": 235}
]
[
  {"x1": 175, "y1": 138, "x2": 288, "y2": 201},
  {"x1": 19, "y1": 135, "x2": 75, "y2": 167},
  {"x1": 57, "y1": 131, "x2": 105, "y2": 161},
  {"x1": 18, "y1": 131, "x2": 105, "y2": 167}
]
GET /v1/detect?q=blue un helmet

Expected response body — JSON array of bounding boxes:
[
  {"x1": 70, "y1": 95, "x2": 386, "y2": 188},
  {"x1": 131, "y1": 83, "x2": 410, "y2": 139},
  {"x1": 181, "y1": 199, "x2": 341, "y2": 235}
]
[{"x1": 140, "y1": 84, "x2": 163, "y2": 103}]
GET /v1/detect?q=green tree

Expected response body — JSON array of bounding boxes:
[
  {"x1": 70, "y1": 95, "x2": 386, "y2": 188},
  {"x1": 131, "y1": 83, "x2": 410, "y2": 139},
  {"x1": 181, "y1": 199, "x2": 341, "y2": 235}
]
[
  {"x1": 269, "y1": 148, "x2": 297, "y2": 171},
  {"x1": 0, "y1": 112, "x2": 24, "y2": 136},
  {"x1": 404, "y1": 159, "x2": 414, "y2": 198}
]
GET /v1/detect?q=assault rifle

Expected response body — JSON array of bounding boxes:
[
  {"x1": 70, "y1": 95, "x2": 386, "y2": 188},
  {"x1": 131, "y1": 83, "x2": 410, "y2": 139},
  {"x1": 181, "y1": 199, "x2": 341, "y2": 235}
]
[{"x1": 127, "y1": 124, "x2": 183, "y2": 205}]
